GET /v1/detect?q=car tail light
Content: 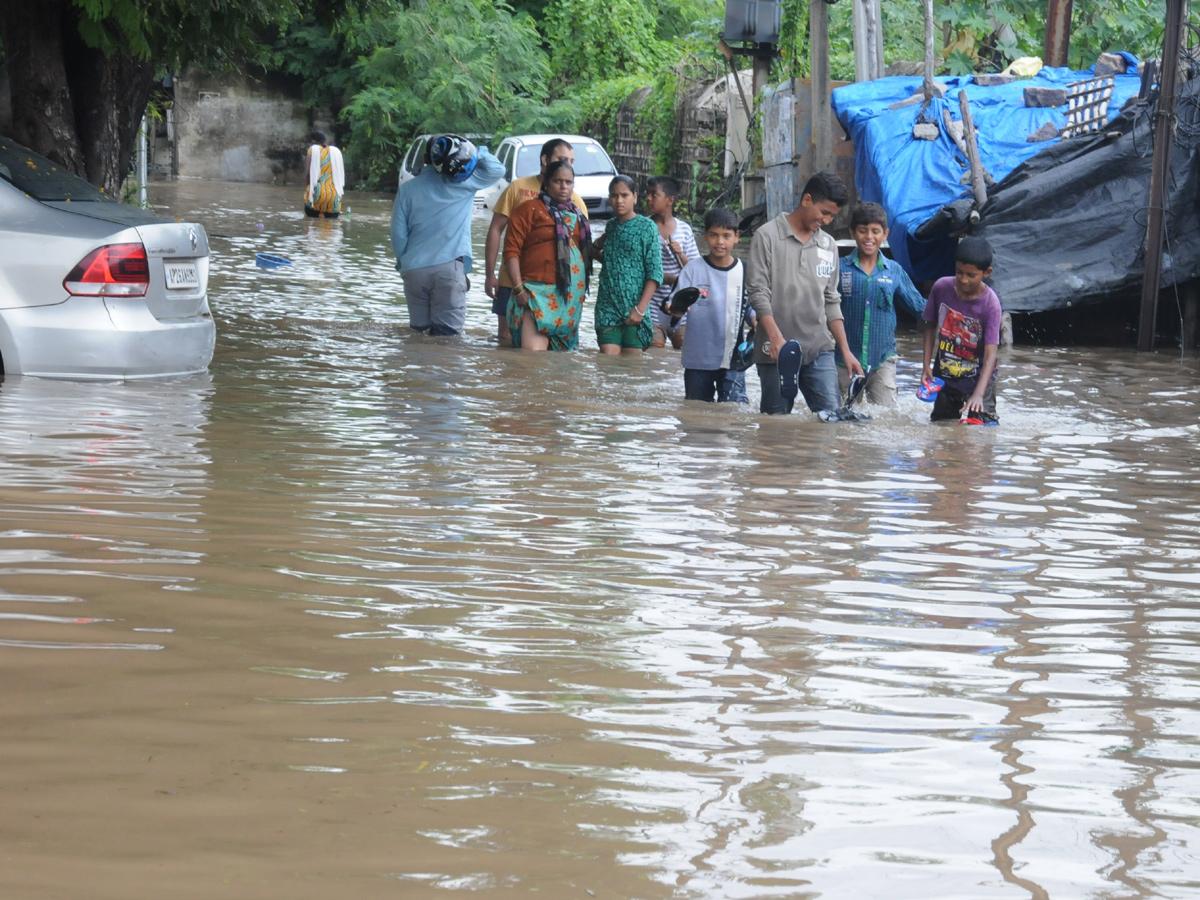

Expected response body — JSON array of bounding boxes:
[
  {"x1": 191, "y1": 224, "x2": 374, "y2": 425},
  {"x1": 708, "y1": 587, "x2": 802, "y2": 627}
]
[{"x1": 63, "y1": 243, "x2": 149, "y2": 296}]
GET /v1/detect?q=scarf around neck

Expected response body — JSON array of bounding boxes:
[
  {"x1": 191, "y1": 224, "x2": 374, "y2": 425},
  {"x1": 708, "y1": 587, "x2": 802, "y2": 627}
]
[{"x1": 539, "y1": 191, "x2": 592, "y2": 300}]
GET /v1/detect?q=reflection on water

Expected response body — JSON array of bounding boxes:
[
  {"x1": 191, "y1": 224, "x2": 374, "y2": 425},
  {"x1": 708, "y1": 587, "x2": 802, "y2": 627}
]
[{"x1": 1, "y1": 180, "x2": 1198, "y2": 899}]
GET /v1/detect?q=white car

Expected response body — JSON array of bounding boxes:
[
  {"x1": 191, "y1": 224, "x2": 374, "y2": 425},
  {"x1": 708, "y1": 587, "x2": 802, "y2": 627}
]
[
  {"x1": 482, "y1": 134, "x2": 618, "y2": 218},
  {"x1": 0, "y1": 138, "x2": 215, "y2": 379}
]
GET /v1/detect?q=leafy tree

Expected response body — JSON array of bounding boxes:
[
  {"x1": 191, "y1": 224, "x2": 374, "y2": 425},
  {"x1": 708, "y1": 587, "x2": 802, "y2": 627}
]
[
  {"x1": 776, "y1": 0, "x2": 1170, "y2": 83},
  {"x1": 340, "y1": 0, "x2": 575, "y2": 187},
  {"x1": 653, "y1": 0, "x2": 722, "y2": 43},
  {"x1": 266, "y1": 16, "x2": 358, "y2": 121},
  {"x1": 543, "y1": 0, "x2": 667, "y2": 84}
]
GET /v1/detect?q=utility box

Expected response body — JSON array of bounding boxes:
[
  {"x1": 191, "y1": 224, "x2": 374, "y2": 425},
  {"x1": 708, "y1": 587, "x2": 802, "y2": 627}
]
[{"x1": 723, "y1": 0, "x2": 781, "y2": 44}]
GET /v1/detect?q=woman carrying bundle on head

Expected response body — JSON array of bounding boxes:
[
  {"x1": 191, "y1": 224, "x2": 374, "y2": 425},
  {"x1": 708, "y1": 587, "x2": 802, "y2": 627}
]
[{"x1": 502, "y1": 159, "x2": 592, "y2": 351}]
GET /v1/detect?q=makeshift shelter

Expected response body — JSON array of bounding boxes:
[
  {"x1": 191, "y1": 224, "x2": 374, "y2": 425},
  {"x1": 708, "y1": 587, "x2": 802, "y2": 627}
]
[
  {"x1": 976, "y1": 77, "x2": 1200, "y2": 313},
  {"x1": 830, "y1": 58, "x2": 1162, "y2": 311}
]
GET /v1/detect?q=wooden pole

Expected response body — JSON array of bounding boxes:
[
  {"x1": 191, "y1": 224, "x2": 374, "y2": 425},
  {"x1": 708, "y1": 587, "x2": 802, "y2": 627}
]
[
  {"x1": 1138, "y1": 0, "x2": 1189, "y2": 352},
  {"x1": 854, "y1": 0, "x2": 884, "y2": 82},
  {"x1": 923, "y1": 0, "x2": 936, "y2": 103},
  {"x1": 809, "y1": 0, "x2": 832, "y2": 171},
  {"x1": 870, "y1": 0, "x2": 884, "y2": 79},
  {"x1": 959, "y1": 91, "x2": 987, "y2": 208},
  {"x1": 853, "y1": 0, "x2": 870, "y2": 83},
  {"x1": 1182, "y1": 280, "x2": 1198, "y2": 354}
]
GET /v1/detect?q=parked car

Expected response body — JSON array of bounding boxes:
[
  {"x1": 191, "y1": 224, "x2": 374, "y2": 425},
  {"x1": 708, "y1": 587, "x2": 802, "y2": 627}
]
[
  {"x1": 397, "y1": 133, "x2": 494, "y2": 202},
  {"x1": 482, "y1": 134, "x2": 619, "y2": 218},
  {"x1": 0, "y1": 138, "x2": 215, "y2": 379}
]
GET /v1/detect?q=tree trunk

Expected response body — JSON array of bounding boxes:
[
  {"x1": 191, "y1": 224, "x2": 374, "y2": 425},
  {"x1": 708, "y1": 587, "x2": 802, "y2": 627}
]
[
  {"x1": 0, "y1": 0, "x2": 156, "y2": 195},
  {"x1": 0, "y1": 0, "x2": 85, "y2": 176},
  {"x1": 65, "y1": 29, "x2": 157, "y2": 197}
]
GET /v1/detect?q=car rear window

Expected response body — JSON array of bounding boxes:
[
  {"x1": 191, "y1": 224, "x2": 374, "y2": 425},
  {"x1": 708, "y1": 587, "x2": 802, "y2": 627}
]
[
  {"x1": 515, "y1": 145, "x2": 542, "y2": 179},
  {"x1": 514, "y1": 141, "x2": 616, "y2": 179},
  {"x1": 0, "y1": 140, "x2": 112, "y2": 202},
  {"x1": 572, "y1": 142, "x2": 616, "y2": 177}
]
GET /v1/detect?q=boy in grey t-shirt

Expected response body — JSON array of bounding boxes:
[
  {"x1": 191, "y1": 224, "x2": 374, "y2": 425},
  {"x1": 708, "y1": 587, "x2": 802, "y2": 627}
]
[{"x1": 746, "y1": 170, "x2": 864, "y2": 415}]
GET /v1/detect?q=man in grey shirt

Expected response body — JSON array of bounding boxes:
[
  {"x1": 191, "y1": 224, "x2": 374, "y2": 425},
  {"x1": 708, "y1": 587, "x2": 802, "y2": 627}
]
[{"x1": 747, "y1": 171, "x2": 864, "y2": 415}]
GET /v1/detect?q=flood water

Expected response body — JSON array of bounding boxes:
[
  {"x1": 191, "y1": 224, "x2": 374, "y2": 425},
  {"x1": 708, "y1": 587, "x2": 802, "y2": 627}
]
[{"x1": 3, "y1": 180, "x2": 1199, "y2": 900}]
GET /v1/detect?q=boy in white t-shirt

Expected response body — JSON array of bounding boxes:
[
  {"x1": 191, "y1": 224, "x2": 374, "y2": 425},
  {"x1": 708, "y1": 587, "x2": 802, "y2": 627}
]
[{"x1": 669, "y1": 207, "x2": 749, "y2": 402}]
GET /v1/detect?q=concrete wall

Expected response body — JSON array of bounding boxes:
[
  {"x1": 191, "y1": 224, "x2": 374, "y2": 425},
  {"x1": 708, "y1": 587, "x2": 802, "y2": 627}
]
[{"x1": 173, "y1": 68, "x2": 333, "y2": 184}]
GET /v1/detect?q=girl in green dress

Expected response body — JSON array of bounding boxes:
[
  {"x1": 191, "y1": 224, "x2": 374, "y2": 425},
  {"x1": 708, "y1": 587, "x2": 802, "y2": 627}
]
[{"x1": 592, "y1": 175, "x2": 663, "y2": 355}]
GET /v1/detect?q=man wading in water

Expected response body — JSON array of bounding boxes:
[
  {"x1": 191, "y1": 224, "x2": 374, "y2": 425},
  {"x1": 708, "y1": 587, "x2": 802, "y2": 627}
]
[{"x1": 391, "y1": 134, "x2": 504, "y2": 336}]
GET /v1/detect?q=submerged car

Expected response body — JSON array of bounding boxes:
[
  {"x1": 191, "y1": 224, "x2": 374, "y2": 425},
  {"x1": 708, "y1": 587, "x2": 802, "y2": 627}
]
[
  {"x1": 482, "y1": 134, "x2": 619, "y2": 218},
  {"x1": 0, "y1": 138, "x2": 215, "y2": 379}
]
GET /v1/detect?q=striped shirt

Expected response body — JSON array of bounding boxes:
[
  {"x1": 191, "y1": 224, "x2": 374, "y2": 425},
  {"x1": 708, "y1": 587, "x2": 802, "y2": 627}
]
[
  {"x1": 650, "y1": 219, "x2": 699, "y2": 330},
  {"x1": 835, "y1": 250, "x2": 925, "y2": 369}
]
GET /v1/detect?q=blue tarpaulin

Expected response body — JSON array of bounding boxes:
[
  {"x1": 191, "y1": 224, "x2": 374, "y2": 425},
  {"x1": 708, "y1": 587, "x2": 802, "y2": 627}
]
[{"x1": 831, "y1": 59, "x2": 1142, "y2": 283}]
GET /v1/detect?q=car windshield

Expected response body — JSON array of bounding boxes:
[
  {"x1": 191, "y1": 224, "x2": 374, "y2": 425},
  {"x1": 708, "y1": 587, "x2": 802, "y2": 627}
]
[
  {"x1": 0, "y1": 140, "x2": 112, "y2": 202},
  {"x1": 514, "y1": 141, "x2": 616, "y2": 179}
]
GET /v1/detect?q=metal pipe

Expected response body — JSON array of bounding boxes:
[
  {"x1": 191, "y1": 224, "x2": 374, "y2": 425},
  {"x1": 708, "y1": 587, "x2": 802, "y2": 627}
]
[
  {"x1": 1138, "y1": 0, "x2": 1189, "y2": 352},
  {"x1": 1043, "y1": 0, "x2": 1074, "y2": 69},
  {"x1": 137, "y1": 114, "x2": 148, "y2": 209}
]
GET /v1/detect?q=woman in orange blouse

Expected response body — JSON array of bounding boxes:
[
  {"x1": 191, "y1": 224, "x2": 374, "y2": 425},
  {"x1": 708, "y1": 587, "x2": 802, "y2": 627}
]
[{"x1": 502, "y1": 160, "x2": 592, "y2": 351}]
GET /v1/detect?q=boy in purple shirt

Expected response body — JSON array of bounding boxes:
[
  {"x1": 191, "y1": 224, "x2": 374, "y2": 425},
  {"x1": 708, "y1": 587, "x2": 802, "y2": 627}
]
[{"x1": 921, "y1": 236, "x2": 1002, "y2": 424}]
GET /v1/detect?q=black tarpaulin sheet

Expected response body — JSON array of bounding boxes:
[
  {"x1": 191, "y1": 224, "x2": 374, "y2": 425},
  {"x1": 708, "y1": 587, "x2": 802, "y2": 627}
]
[{"x1": 973, "y1": 78, "x2": 1200, "y2": 313}]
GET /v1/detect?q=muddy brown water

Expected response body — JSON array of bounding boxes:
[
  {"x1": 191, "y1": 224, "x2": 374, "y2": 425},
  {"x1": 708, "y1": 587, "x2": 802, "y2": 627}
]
[{"x1": 2, "y1": 180, "x2": 1198, "y2": 900}]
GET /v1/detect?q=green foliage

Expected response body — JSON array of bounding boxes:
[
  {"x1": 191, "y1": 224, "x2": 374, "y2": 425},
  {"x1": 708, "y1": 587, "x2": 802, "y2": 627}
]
[
  {"x1": 255, "y1": 0, "x2": 736, "y2": 185},
  {"x1": 577, "y1": 75, "x2": 650, "y2": 142},
  {"x1": 639, "y1": 66, "x2": 679, "y2": 173},
  {"x1": 777, "y1": 0, "x2": 1170, "y2": 82},
  {"x1": 654, "y1": 0, "x2": 722, "y2": 43},
  {"x1": 544, "y1": 0, "x2": 667, "y2": 85},
  {"x1": 1069, "y1": 0, "x2": 1165, "y2": 70},
  {"x1": 943, "y1": 50, "x2": 977, "y2": 76},
  {"x1": 266, "y1": 18, "x2": 355, "y2": 111},
  {"x1": 690, "y1": 132, "x2": 727, "y2": 211},
  {"x1": 340, "y1": 0, "x2": 575, "y2": 187},
  {"x1": 777, "y1": 0, "x2": 808, "y2": 80},
  {"x1": 70, "y1": 0, "x2": 305, "y2": 68}
]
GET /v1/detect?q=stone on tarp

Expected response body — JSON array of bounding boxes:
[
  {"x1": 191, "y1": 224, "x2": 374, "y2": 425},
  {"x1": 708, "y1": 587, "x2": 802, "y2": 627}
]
[
  {"x1": 1093, "y1": 52, "x2": 1129, "y2": 78},
  {"x1": 1024, "y1": 86, "x2": 1068, "y2": 108},
  {"x1": 1026, "y1": 122, "x2": 1060, "y2": 143},
  {"x1": 912, "y1": 122, "x2": 940, "y2": 141},
  {"x1": 973, "y1": 73, "x2": 1015, "y2": 87}
]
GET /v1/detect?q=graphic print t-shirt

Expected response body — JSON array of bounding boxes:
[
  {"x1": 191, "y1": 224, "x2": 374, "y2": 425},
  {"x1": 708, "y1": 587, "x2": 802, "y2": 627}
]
[{"x1": 921, "y1": 277, "x2": 1002, "y2": 393}]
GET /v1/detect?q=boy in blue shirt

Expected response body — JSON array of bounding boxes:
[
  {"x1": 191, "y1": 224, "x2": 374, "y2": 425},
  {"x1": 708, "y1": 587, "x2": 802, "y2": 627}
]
[
  {"x1": 835, "y1": 202, "x2": 925, "y2": 405},
  {"x1": 670, "y1": 208, "x2": 749, "y2": 402}
]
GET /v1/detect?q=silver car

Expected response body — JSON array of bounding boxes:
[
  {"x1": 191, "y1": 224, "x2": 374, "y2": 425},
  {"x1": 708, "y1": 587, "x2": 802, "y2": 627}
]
[{"x1": 0, "y1": 138, "x2": 215, "y2": 379}]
